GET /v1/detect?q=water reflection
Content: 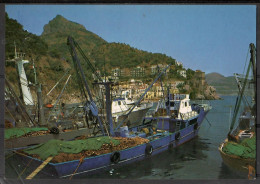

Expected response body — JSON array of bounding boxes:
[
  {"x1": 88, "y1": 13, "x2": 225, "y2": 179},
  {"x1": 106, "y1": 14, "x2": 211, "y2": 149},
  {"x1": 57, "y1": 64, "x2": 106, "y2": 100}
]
[
  {"x1": 81, "y1": 137, "x2": 211, "y2": 179},
  {"x1": 218, "y1": 162, "x2": 246, "y2": 179}
]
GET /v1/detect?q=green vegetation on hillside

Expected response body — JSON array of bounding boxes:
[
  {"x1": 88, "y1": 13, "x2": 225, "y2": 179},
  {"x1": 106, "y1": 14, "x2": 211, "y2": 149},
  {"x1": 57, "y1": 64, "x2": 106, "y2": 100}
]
[
  {"x1": 5, "y1": 13, "x2": 48, "y2": 59},
  {"x1": 90, "y1": 42, "x2": 176, "y2": 71}
]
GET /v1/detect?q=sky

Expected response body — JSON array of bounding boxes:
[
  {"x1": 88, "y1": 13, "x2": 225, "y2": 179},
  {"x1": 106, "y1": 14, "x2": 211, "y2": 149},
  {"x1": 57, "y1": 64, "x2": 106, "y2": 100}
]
[{"x1": 5, "y1": 5, "x2": 256, "y2": 77}]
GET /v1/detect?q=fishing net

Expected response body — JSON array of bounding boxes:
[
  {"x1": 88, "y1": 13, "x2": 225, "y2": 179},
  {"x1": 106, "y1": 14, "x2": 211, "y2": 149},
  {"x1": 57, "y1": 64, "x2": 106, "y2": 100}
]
[
  {"x1": 5, "y1": 127, "x2": 49, "y2": 139},
  {"x1": 222, "y1": 136, "x2": 256, "y2": 159},
  {"x1": 23, "y1": 136, "x2": 120, "y2": 160}
]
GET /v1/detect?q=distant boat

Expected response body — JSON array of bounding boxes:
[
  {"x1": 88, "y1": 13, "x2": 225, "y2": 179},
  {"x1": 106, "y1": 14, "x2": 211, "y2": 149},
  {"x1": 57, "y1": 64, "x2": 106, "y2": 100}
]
[{"x1": 218, "y1": 43, "x2": 256, "y2": 177}]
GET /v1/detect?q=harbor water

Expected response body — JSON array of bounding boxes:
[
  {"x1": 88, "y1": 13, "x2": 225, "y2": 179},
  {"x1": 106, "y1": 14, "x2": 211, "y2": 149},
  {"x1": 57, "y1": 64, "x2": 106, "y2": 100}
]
[{"x1": 5, "y1": 96, "x2": 249, "y2": 179}]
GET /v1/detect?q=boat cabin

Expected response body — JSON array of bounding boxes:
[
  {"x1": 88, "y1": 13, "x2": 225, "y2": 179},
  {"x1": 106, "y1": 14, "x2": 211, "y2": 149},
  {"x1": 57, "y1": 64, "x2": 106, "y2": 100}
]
[
  {"x1": 116, "y1": 93, "x2": 203, "y2": 138},
  {"x1": 159, "y1": 94, "x2": 198, "y2": 120}
]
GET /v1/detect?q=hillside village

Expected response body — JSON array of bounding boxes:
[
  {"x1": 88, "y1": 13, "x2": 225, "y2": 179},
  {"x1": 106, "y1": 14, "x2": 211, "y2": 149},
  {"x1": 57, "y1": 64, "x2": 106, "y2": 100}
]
[{"x1": 97, "y1": 63, "x2": 216, "y2": 101}]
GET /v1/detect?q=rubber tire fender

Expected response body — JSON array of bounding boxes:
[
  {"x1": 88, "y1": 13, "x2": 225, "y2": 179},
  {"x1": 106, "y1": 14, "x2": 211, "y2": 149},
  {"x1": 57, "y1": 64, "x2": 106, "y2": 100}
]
[
  {"x1": 50, "y1": 127, "x2": 59, "y2": 134},
  {"x1": 110, "y1": 151, "x2": 120, "y2": 164},
  {"x1": 175, "y1": 132, "x2": 181, "y2": 140},
  {"x1": 145, "y1": 143, "x2": 153, "y2": 156}
]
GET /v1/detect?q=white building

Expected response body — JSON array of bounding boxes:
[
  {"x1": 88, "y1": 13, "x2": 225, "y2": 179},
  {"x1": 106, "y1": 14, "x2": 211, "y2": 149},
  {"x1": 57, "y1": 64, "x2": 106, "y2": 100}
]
[
  {"x1": 176, "y1": 61, "x2": 183, "y2": 67},
  {"x1": 150, "y1": 64, "x2": 170, "y2": 75},
  {"x1": 177, "y1": 70, "x2": 187, "y2": 78}
]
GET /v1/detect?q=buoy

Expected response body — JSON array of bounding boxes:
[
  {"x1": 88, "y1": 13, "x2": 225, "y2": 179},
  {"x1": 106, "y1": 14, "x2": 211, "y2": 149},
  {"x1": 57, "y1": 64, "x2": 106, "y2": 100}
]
[{"x1": 45, "y1": 104, "x2": 53, "y2": 108}]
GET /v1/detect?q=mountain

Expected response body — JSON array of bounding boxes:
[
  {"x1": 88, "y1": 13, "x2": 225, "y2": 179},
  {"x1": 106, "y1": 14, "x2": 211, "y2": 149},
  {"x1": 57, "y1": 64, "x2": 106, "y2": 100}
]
[
  {"x1": 205, "y1": 72, "x2": 238, "y2": 95},
  {"x1": 41, "y1": 15, "x2": 176, "y2": 73},
  {"x1": 41, "y1": 15, "x2": 107, "y2": 60}
]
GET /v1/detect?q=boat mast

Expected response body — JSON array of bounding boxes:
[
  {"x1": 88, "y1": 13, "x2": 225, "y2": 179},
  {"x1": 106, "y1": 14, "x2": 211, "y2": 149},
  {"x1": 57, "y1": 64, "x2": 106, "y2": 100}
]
[
  {"x1": 13, "y1": 43, "x2": 34, "y2": 106},
  {"x1": 31, "y1": 59, "x2": 47, "y2": 126},
  {"x1": 249, "y1": 43, "x2": 256, "y2": 101},
  {"x1": 229, "y1": 43, "x2": 255, "y2": 134},
  {"x1": 166, "y1": 86, "x2": 170, "y2": 116}
]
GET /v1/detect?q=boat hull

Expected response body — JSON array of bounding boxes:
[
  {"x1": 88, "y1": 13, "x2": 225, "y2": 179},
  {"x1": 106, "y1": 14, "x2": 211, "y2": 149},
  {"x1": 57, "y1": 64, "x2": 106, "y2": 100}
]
[
  {"x1": 16, "y1": 104, "x2": 208, "y2": 178},
  {"x1": 17, "y1": 120, "x2": 202, "y2": 178},
  {"x1": 218, "y1": 142, "x2": 255, "y2": 173}
]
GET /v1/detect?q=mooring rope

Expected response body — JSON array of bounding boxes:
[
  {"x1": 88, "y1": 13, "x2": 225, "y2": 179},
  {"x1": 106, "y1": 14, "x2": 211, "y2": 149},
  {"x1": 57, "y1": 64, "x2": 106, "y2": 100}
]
[
  {"x1": 17, "y1": 158, "x2": 33, "y2": 179},
  {"x1": 69, "y1": 155, "x2": 85, "y2": 180}
]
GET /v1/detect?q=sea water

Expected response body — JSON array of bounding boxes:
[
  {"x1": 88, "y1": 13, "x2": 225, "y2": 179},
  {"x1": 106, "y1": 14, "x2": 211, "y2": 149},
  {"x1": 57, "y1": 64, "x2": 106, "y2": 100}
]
[{"x1": 5, "y1": 96, "x2": 250, "y2": 179}]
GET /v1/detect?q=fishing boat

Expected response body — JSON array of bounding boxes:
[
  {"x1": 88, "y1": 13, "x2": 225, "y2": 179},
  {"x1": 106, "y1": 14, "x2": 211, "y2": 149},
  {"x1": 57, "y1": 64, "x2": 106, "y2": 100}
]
[
  {"x1": 4, "y1": 46, "x2": 99, "y2": 150},
  {"x1": 218, "y1": 43, "x2": 256, "y2": 177},
  {"x1": 112, "y1": 92, "x2": 153, "y2": 128},
  {"x1": 14, "y1": 36, "x2": 211, "y2": 179}
]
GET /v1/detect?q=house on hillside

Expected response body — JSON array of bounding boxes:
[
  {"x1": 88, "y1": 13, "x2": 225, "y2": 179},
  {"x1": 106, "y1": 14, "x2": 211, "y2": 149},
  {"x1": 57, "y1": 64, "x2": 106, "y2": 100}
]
[
  {"x1": 150, "y1": 64, "x2": 170, "y2": 75},
  {"x1": 175, "y1": 61, "x2": 183, "y2": 67},
  {"x1": 131, "y1": 66, "x2": 145, "y2": 77},
  {"x1": 144, "y1": 85, "x2": 158, "y2": 100},
  {"x1": 111, "y1": 67, "x2": 125, "y2": 77},
  {"x1": 177, "y1": 70, "x2": 187, "y2": 78},
  {"x1": 150, "y1": 65, "x2": 158, "y2": 75},
  {"x1": 135, "y1": 83, "x2": 148, "y2": 97},
  {"x1": 194, "y1": 70, "x2": 206, "y2": 91}
]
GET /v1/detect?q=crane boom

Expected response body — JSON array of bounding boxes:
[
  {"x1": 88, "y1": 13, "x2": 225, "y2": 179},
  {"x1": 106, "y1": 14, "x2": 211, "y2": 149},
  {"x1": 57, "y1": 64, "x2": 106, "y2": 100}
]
[{"x1": 67, "y1": 36, "x2": 105, "y2": 135}]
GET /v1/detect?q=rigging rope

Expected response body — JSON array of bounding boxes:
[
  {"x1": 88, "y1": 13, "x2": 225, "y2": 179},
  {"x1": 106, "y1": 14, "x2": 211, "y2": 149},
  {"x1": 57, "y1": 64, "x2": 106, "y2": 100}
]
[
  {"x1": 46, "y1": 69, "x2": 70, "y2": 96},
  {"x1": 242, "y1": 47, "x2": 250, "y2": 75},
  {"x1": 4, "y1": 105, "x2": 17, "y2": 124},
  {"x1": 69, "y1": 155, "x2": 85, "y2": 180},
  {"x1": 17, "y1": 158, "x2": 33, "y2": 179},
  {"x1": 46, "y1": 75, "x2": 71, "y2": 124},
  {"x1": 229, "y1": 60, "x2": 251, "y2": 133}
]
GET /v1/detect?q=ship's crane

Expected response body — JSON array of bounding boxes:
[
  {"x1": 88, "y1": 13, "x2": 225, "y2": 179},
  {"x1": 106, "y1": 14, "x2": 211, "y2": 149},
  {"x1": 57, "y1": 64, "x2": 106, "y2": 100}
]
[{"x1": 67, "y1": 36, "x2": 106, "y2": 135}]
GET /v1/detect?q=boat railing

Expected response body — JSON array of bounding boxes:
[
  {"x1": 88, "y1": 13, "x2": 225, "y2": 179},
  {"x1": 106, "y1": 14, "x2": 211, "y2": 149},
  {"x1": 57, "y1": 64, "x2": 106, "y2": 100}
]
[
  {"x1": 152, "y1": 100, "x2": 161, "y2": 113},
  {"x1": 180, "y1": 111, "x2": 198, "y2": 120}
]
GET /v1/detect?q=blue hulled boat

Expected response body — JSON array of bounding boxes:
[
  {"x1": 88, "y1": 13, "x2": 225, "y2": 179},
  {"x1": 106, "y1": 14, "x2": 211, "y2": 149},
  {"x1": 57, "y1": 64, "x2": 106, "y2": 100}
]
[{"x1": 16, "y1": 93, "x2": 211, "y2": 178}]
